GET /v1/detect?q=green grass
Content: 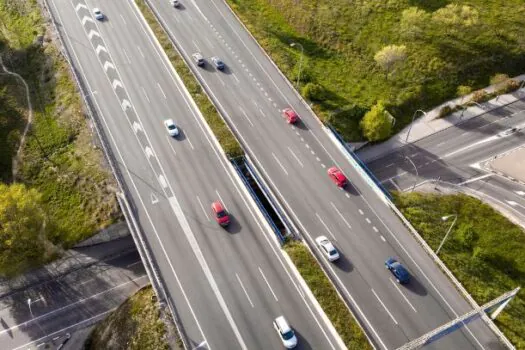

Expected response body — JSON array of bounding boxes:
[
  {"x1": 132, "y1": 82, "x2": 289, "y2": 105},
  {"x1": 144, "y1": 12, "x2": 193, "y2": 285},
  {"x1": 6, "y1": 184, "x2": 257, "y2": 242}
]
[
  {"x1": 135, "y1": 0, "x2": 243, "y2": 158},
  {"x1": 285, "y1": 241, "x2": 372, "y2": 349},
  {"x1": 85, "y1": 286, "x2": 171, "y2": 350},
  {"x1": 393, "y1": 192, "x2": 525, "y2": 349},
  {"x1": 0, "y1": 0, "x2": 119, "y2": 259},
  {"x1": 225, "y1": 0, "x2": 525, "y2": 140}
]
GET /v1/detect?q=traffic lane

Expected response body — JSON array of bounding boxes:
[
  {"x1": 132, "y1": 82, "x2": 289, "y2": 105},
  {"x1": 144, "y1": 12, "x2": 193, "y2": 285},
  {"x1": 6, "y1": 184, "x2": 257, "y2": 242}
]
[
  {"x1": 347, "y1": 163, "x2": 503, "y2": 348},
  {"x1": 464, "y1": 178, "x2": 525, "y2": 221},
  {"x1": 49, "y1": 0, "x2": 240, "y2": 348}
]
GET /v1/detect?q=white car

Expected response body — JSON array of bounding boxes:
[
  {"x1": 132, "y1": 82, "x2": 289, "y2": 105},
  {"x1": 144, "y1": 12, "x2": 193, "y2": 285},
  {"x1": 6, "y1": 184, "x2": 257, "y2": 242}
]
[
  {"x1": 273, "y1": 316, "x2": 297, "y2": 349},
  {"x1": 315, "y1": 236, "x2": 340, "y2": 262},
  {"x1": 93, "y1": 8, "x2": 104, "y2": 21},
  {"x1": 164, "y1": 119, "x2": 180, "y2": 137},
  {"x1": 192, "y1": 52, "x2": 205, "y2": 67},
  {"x1": 499, "y1": 127, "x2": 518, "y2": 137}
]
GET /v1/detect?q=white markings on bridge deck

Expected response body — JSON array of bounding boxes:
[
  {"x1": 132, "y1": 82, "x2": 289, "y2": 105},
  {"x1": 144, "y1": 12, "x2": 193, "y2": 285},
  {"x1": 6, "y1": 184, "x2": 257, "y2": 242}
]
[{"x1": 236, "y1": 274, "x2": 254, "y2": 308}]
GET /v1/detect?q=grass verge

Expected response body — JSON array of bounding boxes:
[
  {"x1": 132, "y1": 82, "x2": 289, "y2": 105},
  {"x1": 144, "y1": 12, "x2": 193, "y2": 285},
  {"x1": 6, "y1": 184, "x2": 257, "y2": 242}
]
[
  {"x1": 85, "y1": 285, "x2": 171, "y2": 350},
  {"x1": 285, "y1": 241, "x2": 372, "y2": 349},
  {"x1": 393, "y1": 192, "x2": 525, "y2": 348},
  {"x1": 225, "y1": 0, "x2": 525, "y2": 141},
  {"x1": 0, "y1": 0, "x2": 119, "y2": 275},
  {"x1": 135, "y1": 0, "x2": 243, "y2": 158}
]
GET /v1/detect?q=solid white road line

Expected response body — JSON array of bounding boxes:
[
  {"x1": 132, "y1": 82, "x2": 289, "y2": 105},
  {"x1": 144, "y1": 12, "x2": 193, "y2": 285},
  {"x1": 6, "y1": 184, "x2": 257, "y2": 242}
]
[
  {"x1": 141, "y1": 86, "x2": 150, "y2": 103},
  {"x1": 272, "y1": 152, "x2": 288, "y2": 176},
  {"x1": 457, "y1": 173, "x2": 492, "y2": 186},
  {"x1": 315, "y1": 213, "x2": 337, "y2": 241},
  {"x1": 259, "y1": 267, "x2": 278, "y2": 302},
  {"x1": 157, "y1": 82, "x2": 166, "y2": 99},
  {"x1": 236, "y1": 274, "x2": 254, "y2": 308},
  {"x1": 288, "y1": 147, "x2": 304, "y2": 168},
  {"x1": 196, "y1": 196, "x2": 210, "y2": 221},
  {"x1": 330, "y1": 202, "x2": 352, "y2": 230},
  {"x1": 389, "y1": 278, "x2": 417, "y2": 313},
  {"x1": 371, "y1": 289, "x2": 398, "y2": 325}
]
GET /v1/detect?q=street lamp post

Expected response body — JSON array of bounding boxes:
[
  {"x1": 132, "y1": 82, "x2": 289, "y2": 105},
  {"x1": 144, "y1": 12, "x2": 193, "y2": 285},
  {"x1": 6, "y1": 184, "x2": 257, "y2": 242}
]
[
  {"x1": 405, "y1": 109, "x2": 427, "y2": 144},
  {"x1": 27, "y1": 298, "x2": 34, "y2": 318},
  {"x1": 436, "y1": 214, "x2": 458, "y2": 255},
  {"x1": 290, "y1": 42, "x2": 304, "y2": 89},
  {"x1": 404, "y1": 156, "x2": 419, "y2": 192}
]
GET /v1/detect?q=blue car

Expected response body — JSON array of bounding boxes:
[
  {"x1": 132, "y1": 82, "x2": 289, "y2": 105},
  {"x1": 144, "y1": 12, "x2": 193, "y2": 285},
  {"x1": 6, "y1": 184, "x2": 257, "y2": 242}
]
[{"x1": 385, "y1": 257, "x2": 410, "y2": 284}]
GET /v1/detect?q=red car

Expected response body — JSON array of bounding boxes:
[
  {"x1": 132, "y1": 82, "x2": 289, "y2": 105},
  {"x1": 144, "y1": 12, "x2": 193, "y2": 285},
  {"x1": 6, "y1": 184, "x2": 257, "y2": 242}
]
[
  {"x1": 327, "y1": 167, "x2": 348, "y2": 187},
  {"x1": 282, "y1": 108, "x2": 299, "y2": 124},
  {"x1": 212, "y1": 201, "x2": 230, "y2": 226}
]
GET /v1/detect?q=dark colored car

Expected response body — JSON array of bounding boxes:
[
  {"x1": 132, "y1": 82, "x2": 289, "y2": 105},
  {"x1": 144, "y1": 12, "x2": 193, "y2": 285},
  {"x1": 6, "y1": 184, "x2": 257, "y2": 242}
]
[
  {"x1": 211, "y1": 56, "x2": 225, "y2": 70},
  {"x1": 385, "y1": 257, "x2": 410, "y2": 284}
]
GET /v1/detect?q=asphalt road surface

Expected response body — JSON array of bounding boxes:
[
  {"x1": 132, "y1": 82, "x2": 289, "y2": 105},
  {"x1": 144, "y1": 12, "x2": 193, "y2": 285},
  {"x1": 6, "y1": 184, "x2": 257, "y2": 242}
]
[
  {"x1": 366, "y1": 99, "x2": 525, "y2": 223},
  {"x1": 0, "y1": 251, "x2": 148, "y2": 350},
  {"x1": 144, "y1": 0, "x2": 506, "y2": 348},
  {"x1": 46, "y1": 0, "x2": 340, "y2": 349}
]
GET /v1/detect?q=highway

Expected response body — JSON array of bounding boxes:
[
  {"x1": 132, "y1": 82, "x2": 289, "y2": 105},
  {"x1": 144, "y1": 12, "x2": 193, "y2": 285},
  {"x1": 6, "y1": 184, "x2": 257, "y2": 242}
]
[
  {"x1": 0, "y1": 250, "x2": 148, "y2": 350},
  {"x1": 46, "y1": 0, "x2": 340, "y2": 349},
  {"x1": 365, "y1": 99, "x2": 525, "y2": 223},
  {"x1": 144, "y1": 0, "x2": 507, "y2": 348}
]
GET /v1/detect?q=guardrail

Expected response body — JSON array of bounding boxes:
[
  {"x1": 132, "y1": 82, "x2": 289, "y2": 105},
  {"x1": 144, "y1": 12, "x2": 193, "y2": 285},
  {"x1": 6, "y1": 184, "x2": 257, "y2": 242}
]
[
  {"x1": 40, "y1": 1, "x2": 188, "y2": 348},
  {"x1": 326, "y1": 124, "x2": 392, "y2": 201},
  {"x1": 231, "y1": 157, "x2": 285, "y2": 243},
  {"x1": 323, "y1": 125, "x2": 515, "y2": 349}
]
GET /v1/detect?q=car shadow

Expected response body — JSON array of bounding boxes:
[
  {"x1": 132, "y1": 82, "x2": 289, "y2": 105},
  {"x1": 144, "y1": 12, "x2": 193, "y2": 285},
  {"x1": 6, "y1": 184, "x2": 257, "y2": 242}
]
[
  {"x1": 174, "y1": 128, "x2": 186, "y2": 141},
  {"x1": 294, "y1": 329, "x2": 313, "y2": 350},
  {"x1": 293, "y1": 119, "x2": 309, "y2": 131},
  {"x1": 343, "y1": 183, "x2": 359, "y2": 196},
  {"x1": 404, "y1": 275, "x2": 428, "y2": 296},
  {"x1": 223, "y1": 214, "x2": 242, "y2": 234},
  {"x1": 200, "y1": 63, "x2": 215, "y2": 73},
  {"x1": 333, "y1": 251, "x2": 353, "y2": 273}
]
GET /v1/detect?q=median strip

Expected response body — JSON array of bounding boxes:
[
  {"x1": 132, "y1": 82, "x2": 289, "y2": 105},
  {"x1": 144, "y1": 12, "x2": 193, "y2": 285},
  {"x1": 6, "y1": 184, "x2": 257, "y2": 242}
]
[
  {"x1": 285, "y1": 241, "x2": 372, "y2": 349},
  {"x1": 134, "y1": 0, "x2": 243, "y2": 159}
]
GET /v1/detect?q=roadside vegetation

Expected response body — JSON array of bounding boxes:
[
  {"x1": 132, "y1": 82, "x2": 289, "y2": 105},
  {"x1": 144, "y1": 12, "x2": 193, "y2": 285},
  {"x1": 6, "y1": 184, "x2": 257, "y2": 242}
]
[
  {"x1": 226, "y1": 0, "x2": 525, "y2": 141},
  {"x1": 135, "y1": 0, "x2": 243, "y2": 158},
  {"x1": 0, "y1": 0, "x2": 119, "y2": 276},
  {"x1": 85, "y1": 286, "x2": 171, "y2": 350},
  {"x1": 393, "y1": 192, "x2": 525, "y2": 348},
  {"x1": 285, "y1": 241, "x2": 372, "y2": 349}
]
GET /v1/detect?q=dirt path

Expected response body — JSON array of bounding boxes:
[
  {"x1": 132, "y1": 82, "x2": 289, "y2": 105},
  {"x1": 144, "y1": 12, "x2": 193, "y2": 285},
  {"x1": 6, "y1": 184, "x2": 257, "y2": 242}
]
[{"x1": 0, "y1": 55, "x2": 33, "y2": 179}]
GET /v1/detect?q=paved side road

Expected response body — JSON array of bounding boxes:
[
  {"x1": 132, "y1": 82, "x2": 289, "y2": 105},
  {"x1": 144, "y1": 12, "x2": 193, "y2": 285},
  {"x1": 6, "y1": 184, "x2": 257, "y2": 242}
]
[{"x1": 0, "y1": 235, "x2": 148, "y2": 350}]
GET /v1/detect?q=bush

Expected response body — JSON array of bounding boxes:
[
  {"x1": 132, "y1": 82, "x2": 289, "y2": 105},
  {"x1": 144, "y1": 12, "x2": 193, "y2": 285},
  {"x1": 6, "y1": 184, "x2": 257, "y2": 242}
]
[
  {"x1": 359, "y1": 101, "x2": 392, "y2": 141},
  {"x1": 437, "y1": 104, "x2": 453, "y2": 119},
  {"x1": 469, "y1": 89, "x2": 488, "y2": 103},
  {"x1": 496, "y1": 79, "x2": 520, "y2": 95},
  {"x1": 302, "y1": 82, "x2": 326, "y2": 102}
]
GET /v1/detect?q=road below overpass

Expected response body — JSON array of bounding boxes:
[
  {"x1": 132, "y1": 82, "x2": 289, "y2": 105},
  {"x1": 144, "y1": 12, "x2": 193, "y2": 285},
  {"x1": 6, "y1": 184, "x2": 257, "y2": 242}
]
[
  {"x1": 144, "y1": 0, "x2": 508, "y2": 348},
  {"x1": 366, "y1": 99, "x2": 525, "y2": 223},
  {"x1": 45, "y1": 0, "x2": 341, "y2": 348}
]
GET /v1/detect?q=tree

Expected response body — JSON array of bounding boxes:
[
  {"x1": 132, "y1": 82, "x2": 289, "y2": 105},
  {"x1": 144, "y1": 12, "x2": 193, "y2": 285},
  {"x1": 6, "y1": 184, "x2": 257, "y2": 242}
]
[
  {"x1": 0, "y1": 183, "x2": 50, "y2": 276},
  {"x1": 432, "y1": 4, "x2": 479, "y2": 30},
  {"x1": 400, "y1": 7, "x2": 429, "y2": 39},
  {"x1": 360, "y1": 101, "x2": 393, "y2": 141},
  {"x1": 374, "y1": 45, "x2": 407, "y2": 78}
]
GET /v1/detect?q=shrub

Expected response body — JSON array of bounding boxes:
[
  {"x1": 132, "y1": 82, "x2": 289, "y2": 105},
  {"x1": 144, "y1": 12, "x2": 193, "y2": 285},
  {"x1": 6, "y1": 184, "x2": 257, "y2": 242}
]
[
  {"x1": 469, "y1": 90, "x2": 488, "y2": 103},
  {"x1": 455, "y1": 223, "x2": 478, "y2": 249},
  {"x1": 496, "y1": 79, "x2": 520, "y2": 95},
  {"x1": 302, "y1": 82, "x2": 326, "y2": 102},
  {"x1": 436, "y1": 104, "x2": 453, "y2": 119},
  {"x1": 359, "y1": 101, "x2": 392, "y2": 141}
]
